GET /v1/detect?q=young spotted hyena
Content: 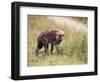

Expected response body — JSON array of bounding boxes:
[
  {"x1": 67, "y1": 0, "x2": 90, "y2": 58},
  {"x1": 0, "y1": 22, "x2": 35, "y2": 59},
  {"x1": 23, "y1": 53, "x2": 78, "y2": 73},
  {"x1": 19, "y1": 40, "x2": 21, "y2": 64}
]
[{"x1": 35, "y1": 29, "x2": 64, "y2": 56}]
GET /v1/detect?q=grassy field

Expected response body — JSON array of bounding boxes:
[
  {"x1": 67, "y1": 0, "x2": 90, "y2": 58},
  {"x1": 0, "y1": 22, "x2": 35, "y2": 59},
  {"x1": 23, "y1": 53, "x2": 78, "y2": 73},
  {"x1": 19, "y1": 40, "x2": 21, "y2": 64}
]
[{"x1": 27, "y1": 15, "x2": 88, "y2": 66}]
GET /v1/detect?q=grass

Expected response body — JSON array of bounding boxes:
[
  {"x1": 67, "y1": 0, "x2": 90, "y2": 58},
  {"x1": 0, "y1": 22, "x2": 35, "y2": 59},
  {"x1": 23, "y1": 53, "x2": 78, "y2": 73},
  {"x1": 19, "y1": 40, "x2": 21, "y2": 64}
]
[
  {"x1": 73, "y1": 17, "x2": 88, "y2": 24},
  {"x1": 27, "y1": 15, "x2": 88, "y2": 66}
]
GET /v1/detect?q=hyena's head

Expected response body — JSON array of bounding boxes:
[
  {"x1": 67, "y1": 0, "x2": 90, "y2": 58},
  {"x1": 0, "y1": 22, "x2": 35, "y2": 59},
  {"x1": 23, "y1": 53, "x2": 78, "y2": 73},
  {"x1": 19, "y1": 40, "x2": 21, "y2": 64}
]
[{"x1": 55, "y1": 30, "x2": 64, "y2": 41}]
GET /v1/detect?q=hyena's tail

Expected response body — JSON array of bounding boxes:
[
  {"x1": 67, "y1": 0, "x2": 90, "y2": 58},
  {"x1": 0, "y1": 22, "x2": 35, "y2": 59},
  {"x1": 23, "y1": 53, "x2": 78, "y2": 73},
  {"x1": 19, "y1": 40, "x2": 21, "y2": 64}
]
[
  {"x1": 37, "y1": 41, "x2": 43, "y2": 49},
  {"x1": 35, "y1": 42, "x2": 43, "y2": 55}
]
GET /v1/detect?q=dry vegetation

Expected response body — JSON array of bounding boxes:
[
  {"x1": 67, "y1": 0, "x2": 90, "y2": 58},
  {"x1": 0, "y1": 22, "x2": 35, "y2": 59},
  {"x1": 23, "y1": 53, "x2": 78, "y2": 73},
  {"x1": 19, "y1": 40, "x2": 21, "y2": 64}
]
[{"x1": 27, "y1": 16, "x2": 88, "y2": 66}]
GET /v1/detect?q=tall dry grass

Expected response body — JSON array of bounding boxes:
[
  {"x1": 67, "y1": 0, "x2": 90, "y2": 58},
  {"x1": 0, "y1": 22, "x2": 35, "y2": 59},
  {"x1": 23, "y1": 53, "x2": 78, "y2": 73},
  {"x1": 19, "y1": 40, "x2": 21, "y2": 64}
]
[{"x1": 27, "y1": 16, "x2": 88, "y2": 66}]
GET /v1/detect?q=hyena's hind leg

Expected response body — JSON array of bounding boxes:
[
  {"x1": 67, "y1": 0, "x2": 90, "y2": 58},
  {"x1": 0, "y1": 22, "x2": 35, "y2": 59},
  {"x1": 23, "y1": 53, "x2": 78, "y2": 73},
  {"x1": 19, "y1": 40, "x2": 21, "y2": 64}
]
[
  {"x1": 43, "y1": 42, "x2": 49, "y2": 56},
  {"x1": 35, "y1": 41, "x2": 43, "y2": 56},
  {"x1": 41, "y1": 38, "x2": 49, "y2": 56}
]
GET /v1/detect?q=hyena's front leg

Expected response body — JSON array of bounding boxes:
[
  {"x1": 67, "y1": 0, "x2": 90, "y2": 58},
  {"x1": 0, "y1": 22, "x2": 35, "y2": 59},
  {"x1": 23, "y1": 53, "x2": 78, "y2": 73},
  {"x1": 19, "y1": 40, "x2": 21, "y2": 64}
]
[
  {"x1": 50, "y1": 43, "x2": 54, "y2": 54},
  {"x1": 55, "y1": 43, "x2": 59, "y2": 53}
]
